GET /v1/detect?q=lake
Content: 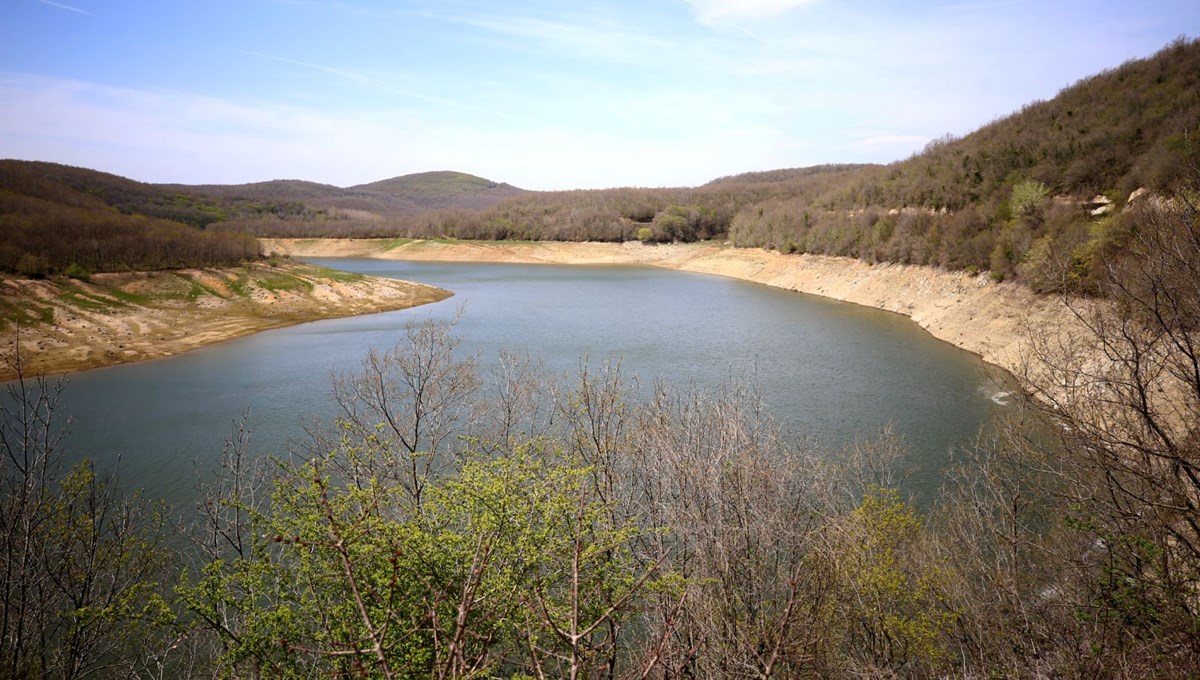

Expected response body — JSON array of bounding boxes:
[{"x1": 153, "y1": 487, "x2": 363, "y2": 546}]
[{"x1": 30, "y1": 258, "x2": 1012, "y2": 508}]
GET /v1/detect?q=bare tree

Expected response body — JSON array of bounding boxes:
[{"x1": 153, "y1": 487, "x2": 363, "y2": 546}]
[
  {"x1": 0, "y1": 347, "x2": 172, "y2": 679},
  {"x1": 1016, "y1": 162, "x2": 1200, "y2": 672},
  {"x1": 328, "y1": 311, "x2": 482, "y2": 509}
]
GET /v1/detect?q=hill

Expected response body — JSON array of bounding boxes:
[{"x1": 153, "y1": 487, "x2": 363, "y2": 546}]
[
  {"x1": 3, "y1": 37, "x2": 1197, "y2": 284},
  {"x1": 351, "y1": 170, "x2": 526, "y2": 210},
  {"x1": 365, "y1": 38, "x2": 1198, "y2": 292},
  {"x1": 724, "y1": 37, "x2": 1200, "y2": 289},
  {"x1": 0, "y1": 160, "x2": 259, "y2": 275},
  {"x1": 0, "y1": 163, "x2": 530, "y2": 268}
]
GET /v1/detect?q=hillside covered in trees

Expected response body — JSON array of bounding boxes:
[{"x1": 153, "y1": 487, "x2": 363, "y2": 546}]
[
  {"x1": 0, "y1": 161, "x2": 260, "y2": 275},
  {"x1": 3, "y1": 34, "x2": 1200, "y2": 679},
  {"x1": 0, "y1": 164, "x2": 524, "y2": 275},
  {"x1": 7, "y1": 38, "x2": 1197, "y2": 291}
]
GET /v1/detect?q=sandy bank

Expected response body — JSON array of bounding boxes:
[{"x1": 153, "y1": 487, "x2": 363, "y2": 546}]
[
  {"x1": 263, "y1": 238, "x2": 1082, "y2": 378},
  {"x1": 1, "y1": 261, "x2": 450, "y2": 380}
]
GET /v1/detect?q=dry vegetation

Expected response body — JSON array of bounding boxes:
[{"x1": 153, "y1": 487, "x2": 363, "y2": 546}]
[
  {"x1": 2, "y1": 180, "x2": 1199, "y2": 676},
  {"x1": 3, "y1": 35, "x2": 1200, "y2": 679}
]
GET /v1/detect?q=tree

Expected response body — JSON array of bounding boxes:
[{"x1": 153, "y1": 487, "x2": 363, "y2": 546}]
[
  {"x1": 180, "y1": 319, "x2": 663, "y2": 679},
  {"x1": 1010, "y1": 179, "x2": 1050, "y2": 224},
  {"x1": 1017, "y1": 156, "x2": 1200, "y2": 672},
  {"x1": 0, "y1": 349, "x2": 173, "y2": 679}
]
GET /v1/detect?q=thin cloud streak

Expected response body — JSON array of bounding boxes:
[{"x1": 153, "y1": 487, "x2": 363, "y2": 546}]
[
  {"x1": 228, "y1": 48, "x2": 527, "y2": 122},
  {"x1": 35, "y1": 0, "x2": 95, "y2": 16}
]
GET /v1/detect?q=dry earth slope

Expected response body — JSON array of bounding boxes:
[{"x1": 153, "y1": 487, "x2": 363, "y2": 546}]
[{"x1": 0, "y1": 260, "x2": 450, "y2": 380}]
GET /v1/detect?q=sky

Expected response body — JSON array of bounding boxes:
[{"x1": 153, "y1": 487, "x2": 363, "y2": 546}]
[{"x1": 1, "y1": 1, "x2": 1197, "y2": 190}]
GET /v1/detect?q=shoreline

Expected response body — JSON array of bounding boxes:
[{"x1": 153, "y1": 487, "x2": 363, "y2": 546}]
[
  {"x1": 263, "y1": 238, "x2": 1081, "y2": 379},
  {"x1": 0, "y1": 260, "x2": 450, "y2": 381}
]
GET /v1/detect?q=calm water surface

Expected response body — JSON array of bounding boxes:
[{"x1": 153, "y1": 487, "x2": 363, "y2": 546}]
[{"x1": 36, "y1": 259, "x2": 1011, "y2": 507}]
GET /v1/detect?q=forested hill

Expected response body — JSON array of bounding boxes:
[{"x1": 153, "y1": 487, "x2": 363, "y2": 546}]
[
  {"x1": 232, "y1": 37, "x2": 1199, "y2": 294},
  {"x1": 0, "y1": 163, "x2": 525, "y2": 274},
  {"x1": 725, "y1": 37, "x2": 1200, "y2": 288},
  {"x1": 351, "y1": 170, "x2": 526, "y2": 209},
  {"x1": 0, "y1": 160, "x2": 259, "y2": 275},
  {"x1": 3, "y1": 38, "x2": 1197, "y2": 282}
]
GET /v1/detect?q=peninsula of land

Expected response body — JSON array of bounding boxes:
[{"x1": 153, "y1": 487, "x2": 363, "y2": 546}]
[{"x1": 0, "y1": 260, "x2": 450, "y2": 380}]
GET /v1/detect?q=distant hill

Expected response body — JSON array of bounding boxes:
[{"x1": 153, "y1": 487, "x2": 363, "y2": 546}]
[
  {"x1": 164, "y1": 171, "x2": 526, "y2": 216},
  {"x1": 351, "y1": 171, "x2": 526, "y2": 210},
  {"x1": 3, "y1": 37, "x2": 1197, "y2": 283},
  {"x1": 701, "y1": 164, "x2": 876, "y2": 188},
  {"x1": 162, "y1": 179, "x2": 419, "y2": 215},
  {"x1": 0, "y1": 160, "x2": 259, "y2": 275}
]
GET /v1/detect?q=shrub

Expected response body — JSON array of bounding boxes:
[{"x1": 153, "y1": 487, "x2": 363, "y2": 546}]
[{"x1": 64, "y1": 262, "x2": 91, "y2": 281}]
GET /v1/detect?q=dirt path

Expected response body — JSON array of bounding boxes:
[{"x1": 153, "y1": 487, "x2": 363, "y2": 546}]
[
  {"x1": 1, "y1": 260, "x2": 449, "y2": 380},
  {"x1": 263, "y1": 238, "x2": 1084, "y2": 378}
]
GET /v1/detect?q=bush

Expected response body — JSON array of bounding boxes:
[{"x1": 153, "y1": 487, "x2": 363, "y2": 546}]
[{"x1": 64, "y1": 262, "x2": 91, "y2": 281}]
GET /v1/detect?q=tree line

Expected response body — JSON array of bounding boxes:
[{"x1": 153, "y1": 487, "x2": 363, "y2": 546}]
[
  {"x1": 228, "y1": 38, "x2": 1199, "y2": 295},
  {"x1": 0, "y1": 163, "x2": 260, "y2": 276},
  {"x1": 3, "y1": 182, "x2": 1198, "y2": 677}
]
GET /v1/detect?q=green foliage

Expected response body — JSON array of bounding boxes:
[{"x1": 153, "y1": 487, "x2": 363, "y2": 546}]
[
  {"x1": 63, "y1": 262, "x2": 91, "y2": 281},
  {"x1": 832, "y1": 486, "x2": 956, "y2": 672},
  {"x1": 1011, "y1": 179, "x2": 1049, "y2": 223},
  {"x1": 1, "y1": 374, "x2": 174, "y2": 678},
  {"x1": 181, "y1": 435, "x2": 653, "y2": 678}
]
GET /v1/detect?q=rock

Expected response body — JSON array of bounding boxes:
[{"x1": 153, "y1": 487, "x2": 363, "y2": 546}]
[{"x1": 1089, "y1": 194, "x2": 1114, "y2": 215}]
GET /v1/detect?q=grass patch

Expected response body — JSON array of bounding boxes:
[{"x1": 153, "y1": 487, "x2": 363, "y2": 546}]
[
  {"x1": 227, "y1": 277, "x2": 250, "y2": 297},
  {"x1": 380, "y1": 238, "x2": 413, "y2": 251},
  {"x1": 187, "y1": 282, "x2": 209, "y2": 301},
  {"x1": 172, "y1": 273, "x2": 225, "y2": 301},
  {"x1": 57, "y1": 284, "x2": 124, "y2": 312},
  {"x1": 256, "y1": 272, "x2": 313, "y2": 293},
  {"x1": 430, "y1": 237, "x2": 536, "y2": 246},
  {"x1": 0, "y1": 299, "x2": 53, "y2": 329},
  {"x1": 303, "y1": 265, "x2": 365, "y2": 283},
  {"x1": 108, "y1": 288, "x2": 149, "y2": 305}
]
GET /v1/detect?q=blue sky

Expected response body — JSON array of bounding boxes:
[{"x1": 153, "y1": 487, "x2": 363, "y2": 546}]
[{"x1": 1, "y1": 1, "x2": 1197, "y2": 190}]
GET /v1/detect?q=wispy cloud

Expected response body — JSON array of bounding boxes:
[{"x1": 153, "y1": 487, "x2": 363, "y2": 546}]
[
  {"x1": 686, "y1": 0, "x2": 823, "y2": 24},
  {"x1": 36, "y1": 0, "x2": 95, "y2": 16},
  {"x1": 413, "y1": 7, "x2": 681, "y2": 67},
  {"x1": 229, "y1": 48, "x2": 524, "y2": 121},
  {"x1": 230, "y1": 49, "x2": 373, "y2": 84}
]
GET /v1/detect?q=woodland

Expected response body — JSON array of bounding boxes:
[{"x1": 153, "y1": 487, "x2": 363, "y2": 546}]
[{"x1": 1, "y1": 37, "x2": 1200, "y2": 678}]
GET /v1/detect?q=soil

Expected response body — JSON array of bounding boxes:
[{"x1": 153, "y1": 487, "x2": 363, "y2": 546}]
[{"x1": 0, "y1": 260, "x2": 450, "y2": 380}]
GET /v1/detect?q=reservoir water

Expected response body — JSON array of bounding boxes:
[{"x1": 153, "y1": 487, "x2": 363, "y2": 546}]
[{"x1": 34, "y1": 259, "x2": 1011, "y2": 508}]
